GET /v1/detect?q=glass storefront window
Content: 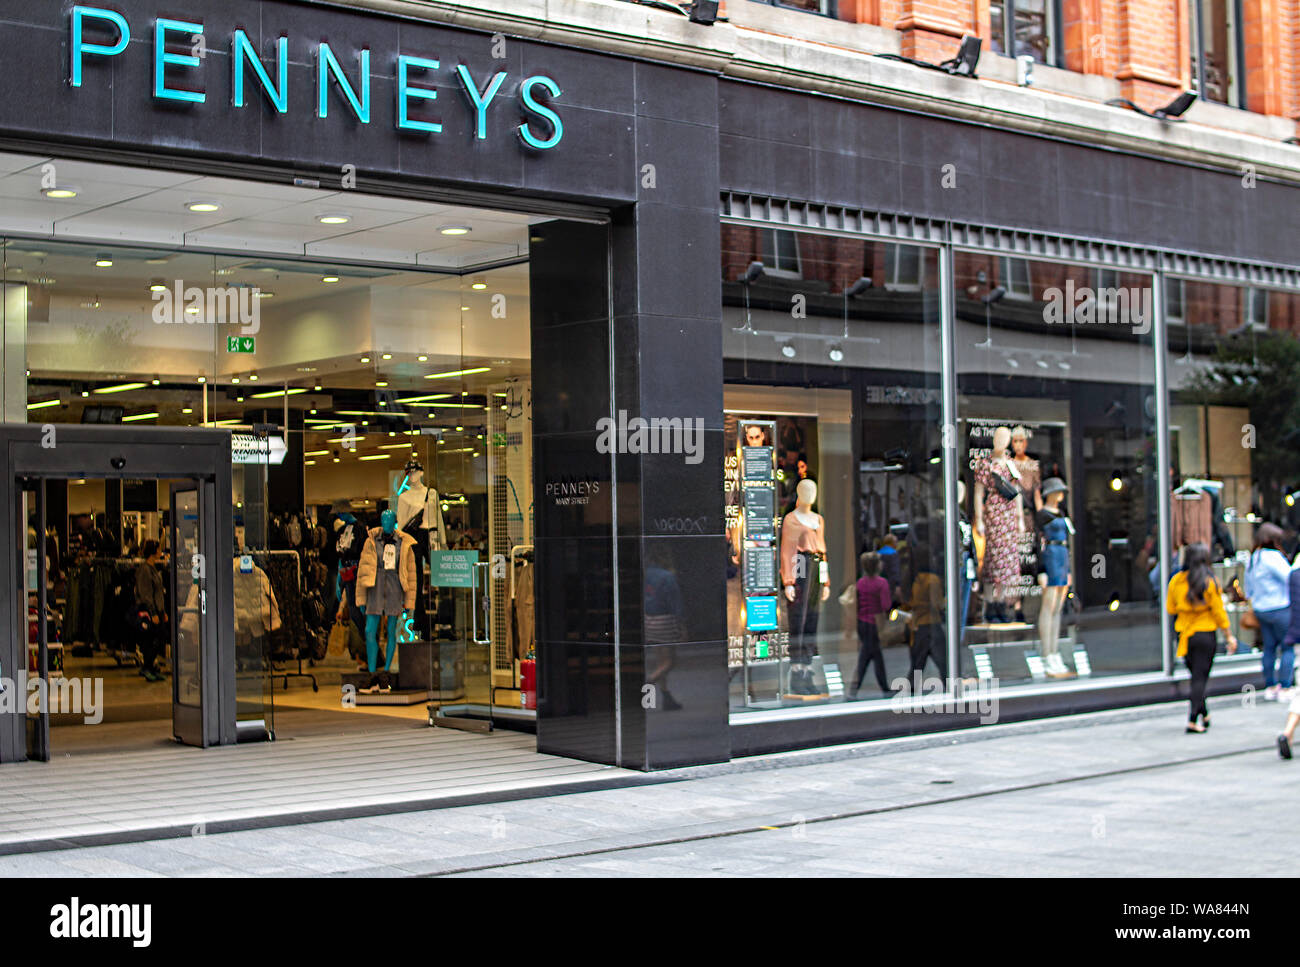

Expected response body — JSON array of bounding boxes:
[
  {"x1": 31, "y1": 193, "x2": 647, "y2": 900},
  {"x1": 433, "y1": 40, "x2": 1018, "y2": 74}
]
[
  {"x1": 723, "y1": 224, "x2": 945, "y2": 709},
  {"x1": 955, "y1": 253, "x2": 1160, "y2": 684},
  {"x1": 1165, "y1": 279, "x2": 1300, "y2": 678}
]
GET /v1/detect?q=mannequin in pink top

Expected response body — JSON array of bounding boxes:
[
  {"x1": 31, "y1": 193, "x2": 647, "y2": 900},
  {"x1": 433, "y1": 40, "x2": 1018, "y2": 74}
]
[{"x1": 781, "y1": 478, "x2": 831, "y2": 697}]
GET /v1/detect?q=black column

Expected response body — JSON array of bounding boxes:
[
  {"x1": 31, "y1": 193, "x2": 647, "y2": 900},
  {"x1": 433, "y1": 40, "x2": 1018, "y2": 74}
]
[{"x1": 530, "y1": 63, "x2": 729, "y2": 770}]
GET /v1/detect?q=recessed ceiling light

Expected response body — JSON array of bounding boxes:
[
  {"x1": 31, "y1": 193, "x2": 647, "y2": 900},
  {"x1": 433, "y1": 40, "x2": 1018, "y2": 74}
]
[
  {"x1": 255, "y1": 291, "x2": 273, "y2": 299},
  {"x1": 828, "y1": 344, "x2": 844, "y2": 363},
  {"x1": 182, "y1": 407, "x2": 194, "y2": 414},
  {"x1": 149, "y1": 281, "x2": 167, "y2": 292},
  {"x1": 95, "y1": 257, "x2": 113, "y2": 268},
  {"x1": 471, "y1": 278, "x2": 487, "y2": 290},
  {"x1": 197, "y1": 376, "x2": 207, "y2": 383},
  {"x1": 232, "y1": 377, "x2": 241, "y2": 384},
  {"x1": 376, "y1": 381, "x2": 388, "y2": 388},
  {"x1": 439, "y1": 225, "x2": 471, "y2": 236},
  {"x1": 360, "y1": 356, "x2": 371, "y2": 364},
  {"x1": 461, "y1": 306, "x2": 470, "y2": 311},
  {"x1": 151, "y1": 378, "x2": 160, "y2": 385},
  {"x1": 249, "y1": 374, "x2": 258, "y2": 381},
  {"x1": 42, "y1": 187, "x2": 79, "y2": 199},
  {"x1": 145, "y1": 257, "x2": 170, "y2": 265},
  {"x1": 780, "y1": 341, "x2": 796, "y2": 359},
  {"x1": 187, "y1": 201, "x2": 221, "y2": 213},
  {"x1": 381, "y1": 353, "x2": 392, "y2": 360},
  {"x1": 417, "y1": 355, "x2": 428, "y2": 362},
  {"x1": 322, "y1": 276, "x2": 340, "y2": 284},
  {"x1": 185, "y1": 305, "x2": 199, "y2": 315},
  {"x1": 424, "y1": 367, "x2": 491, "y2": 380},
  {"x1": 317, "y1": 213, "x2": 351, "y2": 225},
  {"x1": 215, "y1": 267, "x2": 236, "y2": 276}
]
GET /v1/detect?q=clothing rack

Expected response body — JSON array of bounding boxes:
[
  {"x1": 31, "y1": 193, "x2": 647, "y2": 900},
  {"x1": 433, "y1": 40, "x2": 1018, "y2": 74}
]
[
  {"x1": 509, "y1": 544, "x2": 534, "y2": 600},
  {"x1": 256, "y1": 549, "x2": 319, "y2": 693}
]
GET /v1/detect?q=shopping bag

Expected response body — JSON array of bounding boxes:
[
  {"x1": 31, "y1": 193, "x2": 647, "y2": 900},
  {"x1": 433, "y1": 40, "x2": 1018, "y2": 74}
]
[{"x1": 327, "y1": 620, "x2": 350, "y2": 658}]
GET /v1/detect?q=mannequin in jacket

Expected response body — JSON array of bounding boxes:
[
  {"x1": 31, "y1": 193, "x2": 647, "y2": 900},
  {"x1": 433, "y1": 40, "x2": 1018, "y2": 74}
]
[
  {"x1": 396, "y1": 457, "x2": 447, "y2": 551},
  {"x1": 356, "y1": 509, "x2": 418, "y2": 693}
]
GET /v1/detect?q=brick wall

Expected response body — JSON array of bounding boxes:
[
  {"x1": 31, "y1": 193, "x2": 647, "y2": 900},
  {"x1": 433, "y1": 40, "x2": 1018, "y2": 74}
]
[{"x1": 817, "y1": 0, "x2": 1300, "y2": 121}]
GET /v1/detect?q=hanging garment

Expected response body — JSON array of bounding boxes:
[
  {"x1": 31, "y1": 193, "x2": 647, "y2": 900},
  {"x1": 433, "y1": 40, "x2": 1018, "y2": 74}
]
[
  {"x1": 356, "y1": 528, "x2": 418, "y2": 615},
  {"x1": 511, "y1": 560, "x2": 536, "y2": 660},
  {"x1": 1171, "y1": 491, "x2": 1213, "y2": 548},
  {"x1": 260, "y1": 554, "x2": 305, "y2": 657}
]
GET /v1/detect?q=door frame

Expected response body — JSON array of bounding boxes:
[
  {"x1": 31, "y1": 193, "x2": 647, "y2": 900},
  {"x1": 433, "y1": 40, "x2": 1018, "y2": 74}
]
[{"x1": 0, "y1": 424, "x2": 235, "y2": 762}]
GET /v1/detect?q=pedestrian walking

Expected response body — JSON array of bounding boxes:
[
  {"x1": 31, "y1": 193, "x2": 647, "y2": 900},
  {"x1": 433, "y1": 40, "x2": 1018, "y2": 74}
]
[
  {"x1": 134, "y1": 540, "x2": 168, "y2": 682},
  {"x1": 849, "y1": 552, "x2": 894, "y2": 698},
  {"x1": 1275, "y1": 553, "x2": 1300, "y2": 758},
  {"x1": 1245, "y1": 523, "x2": 1294, "y2": 701},
  {"x1": 1166, "y1": 542, "x2": 1238, "y2": 732}
]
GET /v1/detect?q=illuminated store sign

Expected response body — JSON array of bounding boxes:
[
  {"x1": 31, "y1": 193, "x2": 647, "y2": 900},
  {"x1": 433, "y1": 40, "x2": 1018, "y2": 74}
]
[{"x1": 67, "y1": 5, "x2": 565, "y2": 149}]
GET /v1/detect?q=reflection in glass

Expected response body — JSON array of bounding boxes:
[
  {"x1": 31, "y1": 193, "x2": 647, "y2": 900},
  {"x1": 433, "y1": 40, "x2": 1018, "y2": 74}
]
[
  {"x1": 955, "y1": 253, "x2": 1160, "y2": 684},
  {"x1": 1166, "y1": 279, "x2": 1300, "y2": 670},
  {"x1": 723, "y1": 225, "x2": 945, "y2": 710}
]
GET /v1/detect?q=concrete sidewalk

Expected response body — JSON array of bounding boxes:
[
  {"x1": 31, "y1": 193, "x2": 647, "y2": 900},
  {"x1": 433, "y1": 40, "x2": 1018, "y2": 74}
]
[{"x1": 0, "y1": 691, "x2": 1288, "y2": 876}]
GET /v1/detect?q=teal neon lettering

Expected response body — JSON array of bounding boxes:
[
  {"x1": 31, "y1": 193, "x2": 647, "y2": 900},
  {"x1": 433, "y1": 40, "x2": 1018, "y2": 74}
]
[
  {"x1": 518, "y1": 75, "x2": 564, "y2": 150},
  {"x1": 397, "y1": 55, "x2": 441, "y2": 133},
  {"x1": 155, "y1": 18, "x2": 206, "y2": 103},
  {"x1": 456, "y1": 65, "x2": 507, "y2": 140},
  {"x1": 233, "y1": 31, "x2": 287, "y2": 112},
  {"x1": 317, "y1": 43, "x2": 371, "y2": 122},
  {"x1": 70, "y1": 6, "x2": 130, "y2": 88}
]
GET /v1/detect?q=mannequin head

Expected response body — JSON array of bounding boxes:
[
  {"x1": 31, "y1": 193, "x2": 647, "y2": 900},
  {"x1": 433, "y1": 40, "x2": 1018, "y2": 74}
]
[
  {"x1": 381, "y1": 509, "x2": 397, "y2": 534},
  {"x1": 957, "y1": 479, "x2": 966, "y2": 504},
  {"x1": 1042, "y1": 477, "x2": 1067, "y2": 509},
  {"x1": 991, "y1": 426, "x2": 1012, "y2": 457},
  {"x1": 403, "y1": 457, "x2": 425, "y2": 490},
  {"x1": 796, "y1": 478, "x2": 817, "y2": 509},
  {"x1": 1011, "y1": 426, "x2": 1029, "y2": 458}
]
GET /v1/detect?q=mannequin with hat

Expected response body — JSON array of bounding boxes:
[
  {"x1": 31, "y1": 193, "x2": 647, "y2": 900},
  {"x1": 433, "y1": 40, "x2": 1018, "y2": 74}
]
[
  {"x1": 1036, "y1": 477, "x2": 1075, "y2": 679},
  {"x1": 396, "y1": 455, "x2": 447, "y2": 551}
]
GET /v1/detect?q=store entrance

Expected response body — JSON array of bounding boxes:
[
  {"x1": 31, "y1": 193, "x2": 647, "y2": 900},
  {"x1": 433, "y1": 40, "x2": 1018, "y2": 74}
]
[{"x1": 1, "y1": 425, "x2": 234, "y2": 763}]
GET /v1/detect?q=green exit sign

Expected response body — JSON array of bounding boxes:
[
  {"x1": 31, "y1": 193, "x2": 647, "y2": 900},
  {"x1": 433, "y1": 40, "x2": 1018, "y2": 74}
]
[{"x1": 227, "y1": 336, "x2": 256, "y2": 353}]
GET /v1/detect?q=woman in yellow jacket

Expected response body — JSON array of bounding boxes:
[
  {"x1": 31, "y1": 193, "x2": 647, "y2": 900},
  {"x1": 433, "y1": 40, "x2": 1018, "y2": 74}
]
[{"x1": 1166, "y1": 542, "x2": 1238, "y2": 733}]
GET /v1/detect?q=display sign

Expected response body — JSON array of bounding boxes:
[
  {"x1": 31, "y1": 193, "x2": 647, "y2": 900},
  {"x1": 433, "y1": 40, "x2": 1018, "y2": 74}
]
[
  {"x1": 742, "y1": 446, "x2": 774, "y2": 480},
  {"x1": 745, "y1": 596, "x2": 778, "y2": 632},
  {"x1": 743, "y1": 487, "x2": 775, "y2": 539},
  {"x1": 227, "y1": 336, "x2": 256, "y2": 353},
  {"x1": 743, "y1": 547, "x2": 777, "y2": 593},
  {"x1": 230, "y1": 433, "x2": 287, "y2": 465},
  {"x1": 429, "y1": 550, "x2": 479, "y2": 588}
]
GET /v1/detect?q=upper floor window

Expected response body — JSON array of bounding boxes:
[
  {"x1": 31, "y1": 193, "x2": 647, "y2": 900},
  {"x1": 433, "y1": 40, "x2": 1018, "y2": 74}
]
[
  {"x1": 989, "y1": 0, "x2": 1061, "y2": 66},
  {"x1": 1245, "y1": 287, "x2": 1269, "y2": 329},
  {"x1": 1193, "y1": 0, "x2": 1243, "y2": 107},
  {"x1": 760, "y1": 229, "x2": 802, "y2": 278},
  {"x1": 749, "y1": 0, "x2": 837, "y2": 15},
  {"x1": 1000, "y1": 256, "x2": 1033, "y2": 300},
  {"x1": 884, "y1": 243, "x2": 923, "y2": 291}
]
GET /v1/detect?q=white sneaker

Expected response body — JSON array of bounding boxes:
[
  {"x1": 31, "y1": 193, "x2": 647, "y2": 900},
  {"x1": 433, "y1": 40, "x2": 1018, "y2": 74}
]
[
  {"x1": 1266, "y1": 685, "x2": 1281, "y2": 702},
  {"x1": 1279, "y1": 687, "x2": 1296, "y2": 703}
]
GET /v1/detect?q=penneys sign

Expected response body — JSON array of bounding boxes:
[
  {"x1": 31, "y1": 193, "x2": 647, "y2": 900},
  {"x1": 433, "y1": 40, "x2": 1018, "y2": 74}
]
[{"x1": 67, "y1": 5, "x2": 565, "y2": 150}]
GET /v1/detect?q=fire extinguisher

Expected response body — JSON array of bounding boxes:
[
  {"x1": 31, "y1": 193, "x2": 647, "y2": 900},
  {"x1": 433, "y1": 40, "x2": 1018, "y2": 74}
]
[{"x1": 520, "y1": 646, "x2": 537, "y2": 710}]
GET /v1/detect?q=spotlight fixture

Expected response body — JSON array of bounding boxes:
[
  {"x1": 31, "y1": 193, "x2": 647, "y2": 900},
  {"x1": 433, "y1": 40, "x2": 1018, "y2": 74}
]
[
  {"x1": 317, "y1": 213, "x2": 351, "y2": 225},
  {"x1": 322, "y1": 276, "x2": 340, "y2": 284},
  {"x1": 738, "y1": 261, "x2": 765, "y2": 284},
  {"x1": 780, "y1": 340, "x2": 797, "y2": 359},
  {"x1": 1286, "y1": 490, "x2": 1300, "y2": 508},
  {"x1": 846, "y1": 276, "x2": 874, "y2": 298},
  {"x1": 1110, "y1": 472, "x2": 1124, "y2": 492},
  {"x1": 360, "y1": 356, "x2": 371, "y2": 364},
  {"x1": 1107, "y1": 594, "x2": 1121, "y2": 612},
  {"x1": 149, "y1": 280, "x2": 167, "y2": 292},
  {"x1": 186, "y1": 201, "x2": 221, "y2": 213},
  {"x1": 877, "y1": 34, "x2": 982, "y2": 78},
  {"x1": 381, "y1": 354, "x2": 392, "y2": 360},
  {"x1": 982, "y1": 286, "x2": 1007, "y2": 305},
  {"x1": 1105, "y1": 90, "x2": 1197, "y2": 121},
  {"x1": 827, "y1": 344, "x2": 844, "y2": 363},
  {"x1": 439, "y1": 225, "x2": 471, "y2": 236},
  {"x1": 688, "y1": 0, "x2": 720, "y2": 24}
]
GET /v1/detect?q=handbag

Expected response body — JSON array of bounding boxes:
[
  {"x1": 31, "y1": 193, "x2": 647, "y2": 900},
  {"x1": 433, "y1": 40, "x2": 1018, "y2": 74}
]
[
  {"x1": 877, "y1": 608, "x2": 910, "y2": 647},
  {"x1": 327, "y1": 620, "x2": 350, "y2": 658},
  {"x1": 992, "y1": 473, "x2": 1020, "y2": 501},
  {"x1": 1241, "y1": 604, "x2": 1260, "y2": 630}
]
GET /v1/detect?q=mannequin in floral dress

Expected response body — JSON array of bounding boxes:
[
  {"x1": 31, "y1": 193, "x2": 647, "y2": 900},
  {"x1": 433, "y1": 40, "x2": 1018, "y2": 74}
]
[
  {"x1": 974, "y1": 426, "x2": 1023, "y2": 623},
  {"x1": 1008, "y1": 426, "x2": 1042, "y2": 621}
]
